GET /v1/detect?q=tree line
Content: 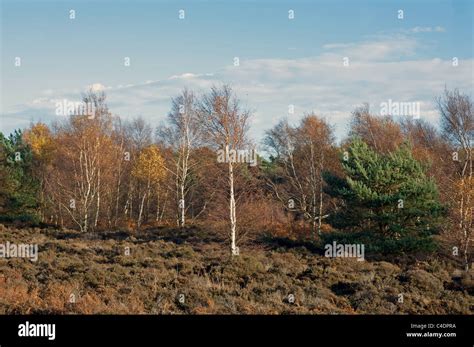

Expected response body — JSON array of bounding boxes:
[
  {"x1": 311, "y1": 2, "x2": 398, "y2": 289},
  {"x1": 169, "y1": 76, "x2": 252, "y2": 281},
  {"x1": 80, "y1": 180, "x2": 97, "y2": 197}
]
[{"x1": 0, "y1": 86, "x2": 472, "y2": 269}]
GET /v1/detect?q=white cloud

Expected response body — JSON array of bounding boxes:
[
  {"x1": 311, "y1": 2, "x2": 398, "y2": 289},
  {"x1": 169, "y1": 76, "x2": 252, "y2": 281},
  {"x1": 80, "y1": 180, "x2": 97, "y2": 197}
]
[
  {"x1": 88, "y1": 83, "x2": 107, "y2": 92},
  {"x1": 408, "y1": 26, "x2": 446, "y2": 33}
]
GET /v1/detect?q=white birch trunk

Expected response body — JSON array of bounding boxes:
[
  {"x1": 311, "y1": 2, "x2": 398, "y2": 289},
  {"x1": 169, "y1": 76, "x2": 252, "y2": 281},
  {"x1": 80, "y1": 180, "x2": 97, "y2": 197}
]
[{"x1": 228, "y1": 152, "x2": 238, "y2": 256}]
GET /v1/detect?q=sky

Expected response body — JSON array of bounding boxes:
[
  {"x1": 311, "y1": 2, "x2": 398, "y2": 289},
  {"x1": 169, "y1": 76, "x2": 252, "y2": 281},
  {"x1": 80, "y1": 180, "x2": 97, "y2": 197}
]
[{"x1": 1, "y1": 0, "x2": 473, "y2": 144}]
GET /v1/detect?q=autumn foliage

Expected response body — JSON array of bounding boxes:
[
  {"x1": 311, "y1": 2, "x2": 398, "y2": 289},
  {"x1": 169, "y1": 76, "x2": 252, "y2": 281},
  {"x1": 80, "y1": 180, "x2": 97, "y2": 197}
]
[{"x1": 0, "y1": 87, "x2": 472, "y2": 269}]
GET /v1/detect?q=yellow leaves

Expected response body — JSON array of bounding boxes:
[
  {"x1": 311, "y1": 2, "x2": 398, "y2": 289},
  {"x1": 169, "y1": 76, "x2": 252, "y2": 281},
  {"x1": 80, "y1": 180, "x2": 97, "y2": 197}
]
[
  {"x1": 23, "y1": 123, "x2": 55, "y2": 162},
  {"x1": 452, "y1": 177, "x2": 474, "y2": 212},
  {"x1": 453, "y1": 177, "x2": 474, "y2": 193},
  {"x1": 132, "y1": 145, "x2": 166, "y2": 186}
]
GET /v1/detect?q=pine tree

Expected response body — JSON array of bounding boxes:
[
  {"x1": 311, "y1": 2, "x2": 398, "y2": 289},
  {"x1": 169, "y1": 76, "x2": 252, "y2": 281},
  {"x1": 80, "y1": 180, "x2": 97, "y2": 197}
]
[
  {"x1": 0, "y1": 130, "x2": 40, "y2": 222},
  {"x1": 323, "y1": 138, "x2": 445, "y2": 253}
]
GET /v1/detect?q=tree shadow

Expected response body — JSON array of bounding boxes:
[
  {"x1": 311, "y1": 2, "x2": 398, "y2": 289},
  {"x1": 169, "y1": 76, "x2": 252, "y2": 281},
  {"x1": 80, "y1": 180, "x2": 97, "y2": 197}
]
[
  {"x1": 49, "y1": 229, "x2": 131, "y2": 241},
  {"x1": 150, "y1": 226, "x2": 224, "y2": 245},
  {"x1": 256, "y1": 234, "x2": 323, "y2": 254},
  {"x1": 48, "y1": 226, "x2": 224, "y2": 246}
]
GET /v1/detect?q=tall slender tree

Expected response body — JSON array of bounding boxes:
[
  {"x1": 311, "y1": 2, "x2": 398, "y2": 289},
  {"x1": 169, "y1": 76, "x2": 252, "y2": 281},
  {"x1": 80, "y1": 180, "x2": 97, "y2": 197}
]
[
  {"x1": 157, "y1": 88, "x2": 202, "y2": 227},
  {"x1": 264, "y1": 115, "x2": 337, "y2": 236},
  {"x1": 198, "y1": 85, "x2": 251, "y2": 255},
  {"x1": 437, "y1": 88, "x2": 473, "y2": 270}
]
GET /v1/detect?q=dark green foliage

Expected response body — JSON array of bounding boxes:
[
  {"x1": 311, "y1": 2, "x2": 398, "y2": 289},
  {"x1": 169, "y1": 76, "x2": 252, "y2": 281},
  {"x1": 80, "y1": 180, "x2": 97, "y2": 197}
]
[
  {"x1": 323, "y1": 138, "x2": 444, "y2": 254},
  {"x1": 0, "y1": 130, "x2": 40, "y2": 223},
  {"x1": 320, "y1": 231, "x2": 437, "y2": 255}
]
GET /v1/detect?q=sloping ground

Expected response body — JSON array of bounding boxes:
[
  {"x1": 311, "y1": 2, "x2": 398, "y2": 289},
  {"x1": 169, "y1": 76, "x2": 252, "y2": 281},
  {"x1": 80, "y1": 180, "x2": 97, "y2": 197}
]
[{"x1": 0, "y1": 224, "x2": 472, "y2": 314}]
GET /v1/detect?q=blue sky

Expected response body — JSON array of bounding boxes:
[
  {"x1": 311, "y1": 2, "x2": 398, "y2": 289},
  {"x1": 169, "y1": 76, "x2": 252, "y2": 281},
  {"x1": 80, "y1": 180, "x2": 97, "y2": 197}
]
[{"x1": 1, "y1": 0, "x2": 473, "y2": 142}]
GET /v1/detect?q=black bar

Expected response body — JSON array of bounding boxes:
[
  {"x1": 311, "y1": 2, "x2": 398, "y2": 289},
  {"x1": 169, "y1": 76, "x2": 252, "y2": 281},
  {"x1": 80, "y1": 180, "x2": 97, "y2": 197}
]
[{"x1": 0, "y1": 315, "x2": 472, "y2": 346}]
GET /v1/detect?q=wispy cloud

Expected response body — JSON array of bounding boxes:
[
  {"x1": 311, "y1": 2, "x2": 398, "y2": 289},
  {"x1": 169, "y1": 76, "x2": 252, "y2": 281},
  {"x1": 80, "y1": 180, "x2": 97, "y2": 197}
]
[
  {"x1": 322, "y1": 35, "x2": 419, "y2": 61},
  {"x1": 408, "y1": 26, "x2": 446, "y2": 33},
  {"x1": 1, "y1": 33, "x2": 471, "y2": 142}
]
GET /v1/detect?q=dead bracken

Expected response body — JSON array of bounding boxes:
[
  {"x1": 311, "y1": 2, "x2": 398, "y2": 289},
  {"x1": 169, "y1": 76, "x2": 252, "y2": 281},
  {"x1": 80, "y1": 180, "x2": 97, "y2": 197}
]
[{"x1": 0, "y1": 225, "x2": 472, "y2": 315}]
